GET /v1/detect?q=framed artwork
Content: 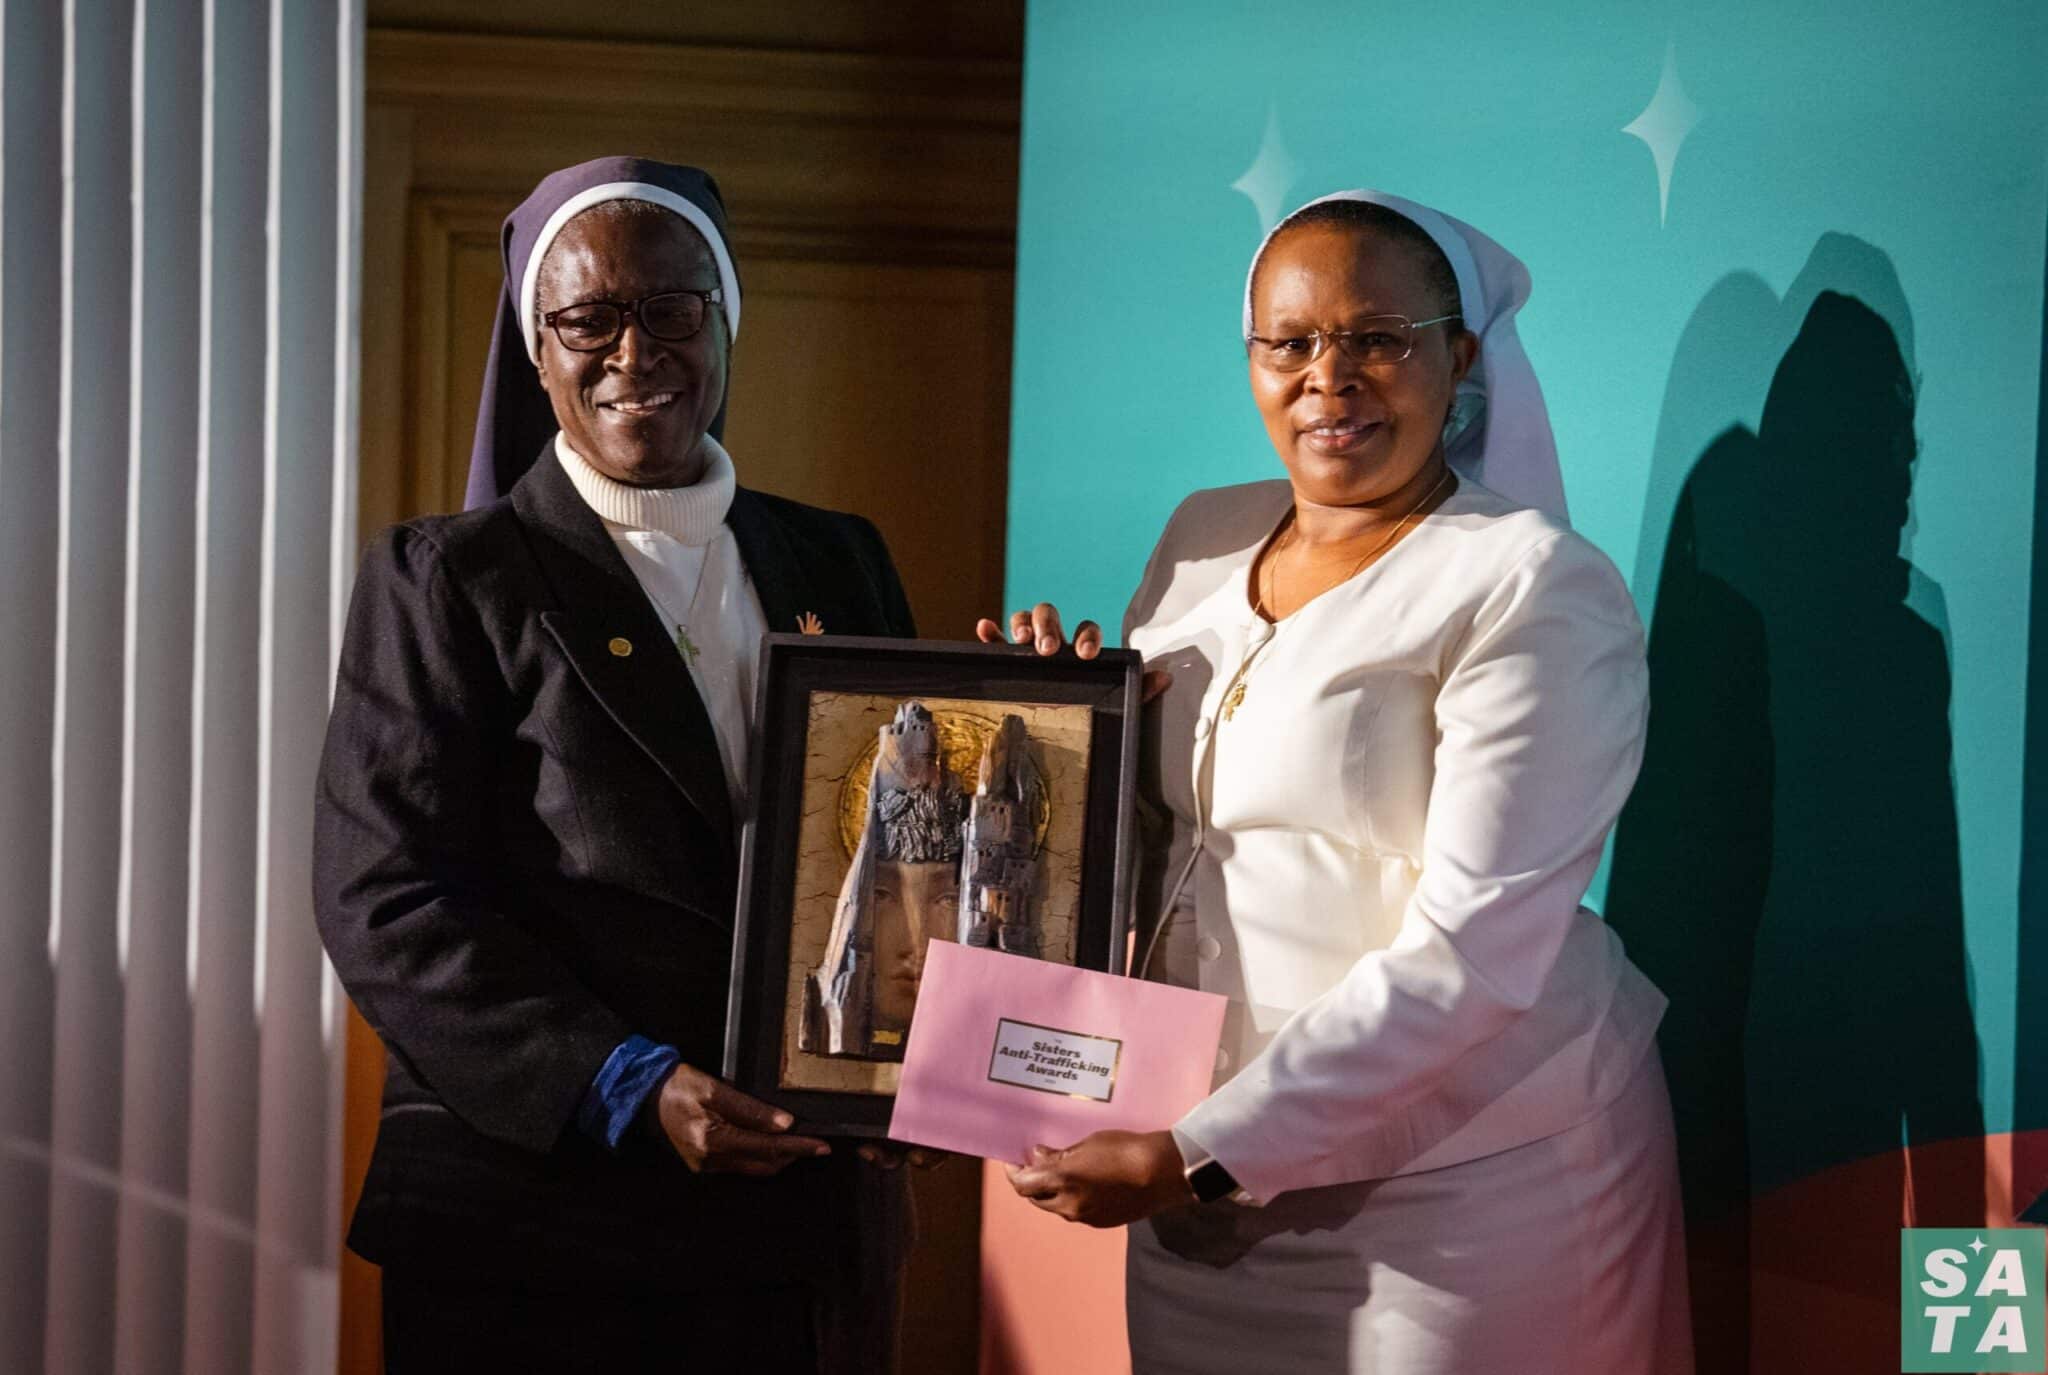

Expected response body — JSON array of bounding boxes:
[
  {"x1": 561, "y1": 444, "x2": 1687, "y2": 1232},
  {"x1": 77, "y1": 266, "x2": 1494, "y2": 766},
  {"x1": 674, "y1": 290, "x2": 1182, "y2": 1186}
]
[{"x1": 723, "y1": 633, "x2": 1142, "y2": 1136}]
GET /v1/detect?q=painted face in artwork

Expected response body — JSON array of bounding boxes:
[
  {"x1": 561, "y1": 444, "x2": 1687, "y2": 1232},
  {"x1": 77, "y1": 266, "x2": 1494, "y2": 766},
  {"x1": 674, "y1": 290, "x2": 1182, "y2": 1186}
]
[{"x1": 870, "y1": 859, "x2": 961, "y2": 1030}]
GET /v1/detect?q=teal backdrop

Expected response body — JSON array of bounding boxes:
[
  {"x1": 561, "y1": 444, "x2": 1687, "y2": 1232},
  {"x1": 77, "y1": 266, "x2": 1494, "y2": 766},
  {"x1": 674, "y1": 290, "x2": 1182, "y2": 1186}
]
[{"x1": 1007, "y1": 2, "x2": 2048, "y2": 1365}]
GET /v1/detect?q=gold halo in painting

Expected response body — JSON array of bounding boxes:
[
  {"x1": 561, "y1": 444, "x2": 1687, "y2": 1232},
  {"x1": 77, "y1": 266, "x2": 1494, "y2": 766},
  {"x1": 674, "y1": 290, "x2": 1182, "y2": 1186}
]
[{"x1": 836, "y1": 707, "x2": 1052, "y2": 859}]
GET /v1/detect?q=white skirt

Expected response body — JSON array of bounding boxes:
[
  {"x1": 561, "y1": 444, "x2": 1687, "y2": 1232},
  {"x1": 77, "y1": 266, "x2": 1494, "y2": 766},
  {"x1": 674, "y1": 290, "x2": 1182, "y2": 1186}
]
[{"x1": 1126, "y1": 1051, "x2": 1693, "y2": 1374}]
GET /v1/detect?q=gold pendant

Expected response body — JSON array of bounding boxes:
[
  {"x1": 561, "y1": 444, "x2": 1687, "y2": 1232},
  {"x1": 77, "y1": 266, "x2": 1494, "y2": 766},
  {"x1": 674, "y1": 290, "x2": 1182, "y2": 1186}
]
[{"x1": 1220, "y1": 679, "x2": 1247, "y2": 721}]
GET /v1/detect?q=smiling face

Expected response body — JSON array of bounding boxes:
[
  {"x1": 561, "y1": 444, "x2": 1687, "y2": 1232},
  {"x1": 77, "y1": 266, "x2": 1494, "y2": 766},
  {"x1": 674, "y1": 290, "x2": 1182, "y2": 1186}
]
[
  {"x1": 1248, "y1": 223, "x2": 1476, "y2": 507},
  {"x1": 534, "y1": 204, "x2": 728, "y2": 487}
]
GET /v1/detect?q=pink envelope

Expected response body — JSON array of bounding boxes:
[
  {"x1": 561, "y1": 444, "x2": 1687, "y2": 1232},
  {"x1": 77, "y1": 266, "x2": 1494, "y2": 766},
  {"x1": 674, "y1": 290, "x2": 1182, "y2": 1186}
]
[{"x1": 889, "y1": 941, "x2": 1227, "y2": 1164}]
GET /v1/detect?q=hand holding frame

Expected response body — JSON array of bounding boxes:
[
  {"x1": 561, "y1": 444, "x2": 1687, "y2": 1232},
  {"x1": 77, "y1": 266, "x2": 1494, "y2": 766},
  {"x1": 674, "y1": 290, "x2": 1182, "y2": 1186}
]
[{"x1": 974, "y1": 603, "x2": 1171, "y2": 702}]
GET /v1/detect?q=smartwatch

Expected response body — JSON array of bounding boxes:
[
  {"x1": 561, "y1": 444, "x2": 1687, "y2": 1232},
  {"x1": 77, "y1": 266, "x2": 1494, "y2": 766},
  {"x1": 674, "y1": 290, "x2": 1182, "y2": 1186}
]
[{"x1": 1185, "y1": 1155, "x2": 1240, "y2": 1205}]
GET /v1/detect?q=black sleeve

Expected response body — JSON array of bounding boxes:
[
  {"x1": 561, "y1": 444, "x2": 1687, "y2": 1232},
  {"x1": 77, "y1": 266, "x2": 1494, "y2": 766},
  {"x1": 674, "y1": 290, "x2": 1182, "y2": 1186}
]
[
  {"x1": 313, "y1": 524, "x2": 630, "y2": 1154},
  {"x1": 851, "y1": 514, "x2": 916, "y2": 638}
]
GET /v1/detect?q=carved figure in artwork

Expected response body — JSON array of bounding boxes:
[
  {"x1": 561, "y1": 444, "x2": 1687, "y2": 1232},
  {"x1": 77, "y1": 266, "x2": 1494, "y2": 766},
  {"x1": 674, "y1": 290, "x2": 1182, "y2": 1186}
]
[
  {"x1": 958, "y1": 714, "x2": 1044, "y2": 957},
  {"x1": 804, "y1": 702, "x2": 966, "y2": 1060}
]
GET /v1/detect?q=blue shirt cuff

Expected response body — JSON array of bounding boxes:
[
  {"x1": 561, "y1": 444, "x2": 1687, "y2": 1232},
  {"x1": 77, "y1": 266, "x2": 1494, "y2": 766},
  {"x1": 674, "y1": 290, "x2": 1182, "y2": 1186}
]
[{"x1": 576, "y1": 1035, "x2": 683, "y2": 1151}]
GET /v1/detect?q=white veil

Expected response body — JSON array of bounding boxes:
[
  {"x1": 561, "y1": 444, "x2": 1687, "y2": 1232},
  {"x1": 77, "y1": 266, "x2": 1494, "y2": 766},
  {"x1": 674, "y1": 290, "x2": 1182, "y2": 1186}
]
[{"x1": 1244, "y1": 190, "x2": 1568, "y2": 522}]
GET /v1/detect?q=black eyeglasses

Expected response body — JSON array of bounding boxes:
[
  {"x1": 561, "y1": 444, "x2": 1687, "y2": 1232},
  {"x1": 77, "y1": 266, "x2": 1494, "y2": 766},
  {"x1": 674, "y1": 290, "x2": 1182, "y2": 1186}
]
[
  {"x1": 541, "y1": 288, "x2": 724, "y2": 353},
  {"x1": 1245, "y1": 313, "x2": 1461, "y2": 373}
]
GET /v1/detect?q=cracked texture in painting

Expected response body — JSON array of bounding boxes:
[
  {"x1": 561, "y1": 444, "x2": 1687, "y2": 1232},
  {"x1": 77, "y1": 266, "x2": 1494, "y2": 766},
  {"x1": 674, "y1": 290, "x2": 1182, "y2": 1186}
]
[{"x1": 778, "y1": 691, "x2": 1092, "y2": 1094}]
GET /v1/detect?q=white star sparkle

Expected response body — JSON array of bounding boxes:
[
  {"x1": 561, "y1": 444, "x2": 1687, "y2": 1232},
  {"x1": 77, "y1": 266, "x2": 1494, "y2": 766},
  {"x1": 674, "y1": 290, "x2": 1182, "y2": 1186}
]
[
  {"x1": 1622, "y1": 42, "x2": 1703, "y2": 227},
  {"x1": 1970, "y1": 1235, "x2": 1988, "y2": 1254},
  {"x1": 1231, "y1": 104, "x2": 1301, "y2": 234}
]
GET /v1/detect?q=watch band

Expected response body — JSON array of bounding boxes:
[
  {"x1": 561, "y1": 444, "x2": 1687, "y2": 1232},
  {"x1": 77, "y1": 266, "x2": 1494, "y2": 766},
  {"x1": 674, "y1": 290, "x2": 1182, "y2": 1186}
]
[{"x1": 1185, "y1": 1156, "x2": 1240, "y2": 1205}]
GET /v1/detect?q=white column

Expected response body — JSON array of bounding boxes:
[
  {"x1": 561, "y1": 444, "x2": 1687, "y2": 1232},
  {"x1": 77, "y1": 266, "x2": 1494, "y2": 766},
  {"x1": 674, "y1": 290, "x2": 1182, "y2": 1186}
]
[
  {"x1": 43, "y1": 0, "x2": 137, "y2": 1367},
  {"x1": 0, "y1": 0, "x2": 363, "y2": 1368},
  {"x1": 111, "y1": 0, "x2": 203, "y2": 1368},
  {"x1": 250, "y1": 0, "x2": 347, "y2": 1366},
  {"x1": 181, "y1": 0, "x2": 269, "y2": 1367},
  {"x1": 0, "y1": 0, "x2": 65, "y2": 1367}
]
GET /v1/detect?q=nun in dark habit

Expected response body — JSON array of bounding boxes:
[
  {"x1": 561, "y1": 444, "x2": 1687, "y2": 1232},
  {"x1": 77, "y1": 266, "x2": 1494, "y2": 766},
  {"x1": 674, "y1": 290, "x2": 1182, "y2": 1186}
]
[{"x1": 315, "y1": 157, "x2": 919, "y2": 1372}]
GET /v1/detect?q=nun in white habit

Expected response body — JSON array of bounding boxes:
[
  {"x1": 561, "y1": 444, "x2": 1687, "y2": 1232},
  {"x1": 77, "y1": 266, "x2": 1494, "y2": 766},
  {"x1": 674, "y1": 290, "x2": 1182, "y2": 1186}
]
[{"x1": 995, "y1": 192, "x2": 1693, "y2": 1373}]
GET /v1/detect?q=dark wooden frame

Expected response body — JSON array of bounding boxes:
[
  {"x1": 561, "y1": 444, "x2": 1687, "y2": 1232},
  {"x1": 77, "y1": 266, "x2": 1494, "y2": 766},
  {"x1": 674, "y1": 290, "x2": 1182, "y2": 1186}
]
[{"x1": 724, "y1": 633, "x2": 1142, "y2": 1137}]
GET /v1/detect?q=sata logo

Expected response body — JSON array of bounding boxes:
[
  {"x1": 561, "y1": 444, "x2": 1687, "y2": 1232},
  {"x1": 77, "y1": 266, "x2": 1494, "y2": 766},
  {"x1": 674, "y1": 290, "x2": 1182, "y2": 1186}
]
[{"x1": 1901, "y1": 1229, "x2": 2046, "y2": 1372}]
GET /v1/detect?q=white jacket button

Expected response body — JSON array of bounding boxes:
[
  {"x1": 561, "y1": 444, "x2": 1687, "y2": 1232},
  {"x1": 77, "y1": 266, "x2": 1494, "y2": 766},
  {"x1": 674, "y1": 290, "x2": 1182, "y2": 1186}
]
[
  {"x1": 1193, "y1": 717, "x2": 1212, "y2": 741},
  {"x1": 1195, "y1": 935, "x2": 1222, "y2": 961},
  {"x1": 1214, "y1": 1046, "x2": 1231, "y2": 1071}
]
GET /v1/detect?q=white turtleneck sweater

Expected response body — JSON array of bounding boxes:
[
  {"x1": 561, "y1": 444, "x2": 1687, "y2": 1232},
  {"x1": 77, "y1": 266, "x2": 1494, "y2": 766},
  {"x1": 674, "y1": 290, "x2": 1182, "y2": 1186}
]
[{"x1": 555, "y1": 432, "x2": 768, "y2": 811}]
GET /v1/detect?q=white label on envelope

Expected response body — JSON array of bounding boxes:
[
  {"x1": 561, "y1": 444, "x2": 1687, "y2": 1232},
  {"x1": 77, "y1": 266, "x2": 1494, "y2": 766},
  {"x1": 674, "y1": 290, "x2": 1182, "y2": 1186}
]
[{"x1": 987, "y1": 1018, "x2": 1122, "y2": 1102}]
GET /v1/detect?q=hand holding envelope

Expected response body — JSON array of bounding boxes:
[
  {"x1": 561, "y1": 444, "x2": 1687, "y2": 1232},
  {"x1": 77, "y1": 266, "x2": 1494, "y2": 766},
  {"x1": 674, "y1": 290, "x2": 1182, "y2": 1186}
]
[
  {"x1": 1005, "y1": 1130, "x2": 1197, "y2": 1227},
  {"x1": 888, "y1": 941, "x2": 1227, "y2": 1225}
]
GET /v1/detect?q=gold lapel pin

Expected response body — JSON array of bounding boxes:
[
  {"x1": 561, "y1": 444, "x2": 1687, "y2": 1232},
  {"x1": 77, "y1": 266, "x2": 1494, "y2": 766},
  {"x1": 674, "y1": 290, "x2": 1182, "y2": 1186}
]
[
  {"x1": 608, "y1": 637, "x2": 633, "y2": 657},
  {"x1": 796, "y1": 612, "x2": 825, "y2": 635}
]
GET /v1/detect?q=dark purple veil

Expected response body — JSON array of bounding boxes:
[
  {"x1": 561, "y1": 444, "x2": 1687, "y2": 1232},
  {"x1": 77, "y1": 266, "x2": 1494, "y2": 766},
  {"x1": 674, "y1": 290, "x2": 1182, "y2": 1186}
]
[{"x1": 462, "y1": 156, "x2": 740, "y2": 510}]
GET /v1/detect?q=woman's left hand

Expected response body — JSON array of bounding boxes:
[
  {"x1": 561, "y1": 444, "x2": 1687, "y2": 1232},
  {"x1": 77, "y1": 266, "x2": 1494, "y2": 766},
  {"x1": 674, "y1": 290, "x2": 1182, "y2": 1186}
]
[{"x1": 1005, "y1": 1129, "x2": 1195, "y2": 1227}]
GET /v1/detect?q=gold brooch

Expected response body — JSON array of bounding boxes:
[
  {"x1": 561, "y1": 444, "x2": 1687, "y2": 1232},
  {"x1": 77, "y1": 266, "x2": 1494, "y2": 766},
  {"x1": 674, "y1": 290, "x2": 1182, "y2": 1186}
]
[{"x1": 796, "y1": 612, "x2": 825, "y2": 635}]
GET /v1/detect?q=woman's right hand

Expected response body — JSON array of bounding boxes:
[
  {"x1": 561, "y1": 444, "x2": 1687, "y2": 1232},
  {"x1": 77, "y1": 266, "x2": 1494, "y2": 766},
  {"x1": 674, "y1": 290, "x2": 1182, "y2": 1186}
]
[{"x1": 975, "y1": 603, "x2": 1171, "y2": 702}]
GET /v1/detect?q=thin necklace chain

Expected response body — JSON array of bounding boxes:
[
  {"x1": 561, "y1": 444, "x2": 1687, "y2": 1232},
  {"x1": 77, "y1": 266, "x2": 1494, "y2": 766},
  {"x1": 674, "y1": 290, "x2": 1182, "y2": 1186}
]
[
  {"x1": 639, "y1": 540, "x2": 718, "y2": 663},
  {"x1": 1253, "y1": 465, "x2": 1454, "y2": 621},
  {"x1": 1224, "y1": 466, "x2": 1453, "y2": 725}
]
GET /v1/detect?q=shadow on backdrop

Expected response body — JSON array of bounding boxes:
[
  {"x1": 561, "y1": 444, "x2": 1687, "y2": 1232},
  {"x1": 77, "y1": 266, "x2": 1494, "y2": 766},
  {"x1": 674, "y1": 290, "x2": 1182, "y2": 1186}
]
[
  {"x1": 1607, "y1": 236, "x2": 1983, "y2": 1374},
  {"x1": 2013, "y1": 202, "x2": 2048, "y2": 1227}
]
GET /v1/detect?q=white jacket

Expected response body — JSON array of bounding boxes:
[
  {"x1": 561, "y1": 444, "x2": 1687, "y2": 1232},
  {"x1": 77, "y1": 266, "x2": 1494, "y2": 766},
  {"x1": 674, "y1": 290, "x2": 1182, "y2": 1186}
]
[{"x1": 1126, "y1": 476, "x2": 1668, "y2": 1203}]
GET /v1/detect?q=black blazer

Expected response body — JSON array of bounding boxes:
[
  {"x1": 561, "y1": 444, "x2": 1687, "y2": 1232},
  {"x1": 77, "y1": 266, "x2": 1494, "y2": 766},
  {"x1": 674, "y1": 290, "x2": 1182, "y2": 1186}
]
[{"x1": 313, "y1": 449, "x2": 915, "y2": 1292}]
